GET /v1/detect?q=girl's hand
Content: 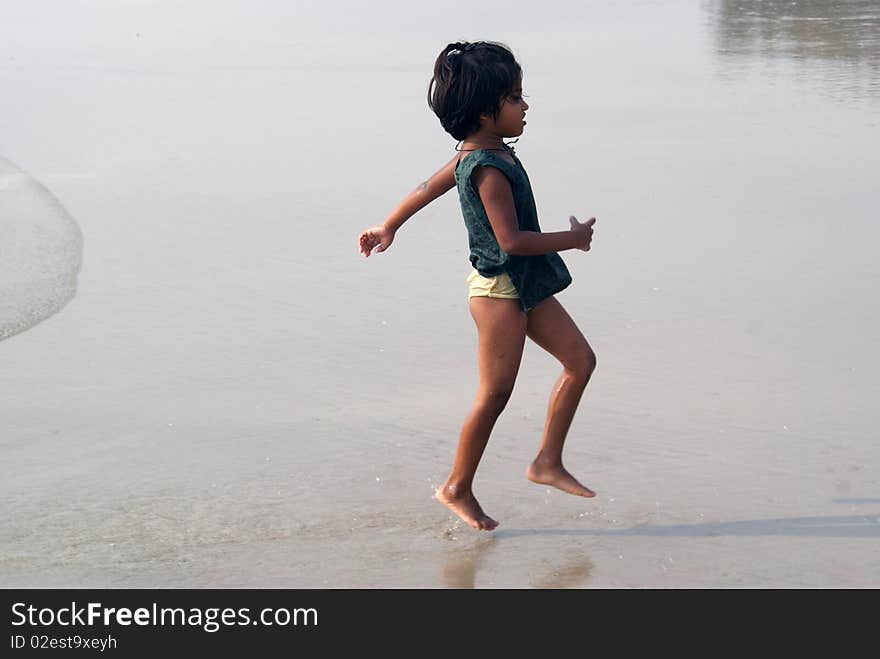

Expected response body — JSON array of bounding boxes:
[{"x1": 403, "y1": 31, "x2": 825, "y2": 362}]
[
  {"x1": 358, "y1": 224, "x2": 395, "y2": 257},
  {"x1": 569, "y1": 215, "x2": 596, "y2": 251}
]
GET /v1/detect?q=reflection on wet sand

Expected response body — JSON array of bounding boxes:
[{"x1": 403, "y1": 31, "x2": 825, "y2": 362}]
[
  {"x1": 439, "y1": 536, "x2": 594, "y2": 589},
  {"x1": 528, "y1": 551, "x2": 594, "y2": 589},
  {"x1": 708, "y1": 0, "x2": 880, "y2": 97},
  {"x1": 440, "y1": 536, "x2": 497, "y2": 589}
]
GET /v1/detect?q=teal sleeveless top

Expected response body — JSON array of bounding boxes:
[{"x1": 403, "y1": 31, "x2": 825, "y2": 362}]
[{"x1": 454, "y1": 146, "x2": 572, "y2": 312}]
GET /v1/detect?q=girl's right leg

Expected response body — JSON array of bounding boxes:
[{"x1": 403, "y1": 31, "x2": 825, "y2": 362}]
[
  {"x1": 523, "y1": 296, "x2": 597, "y2": 497},
  {"x1": 436, "y1": 296, "x2": 527, "y2": 530}
]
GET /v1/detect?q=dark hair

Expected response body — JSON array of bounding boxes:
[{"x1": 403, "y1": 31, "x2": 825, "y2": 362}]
[{"x1": 427, "y1": 41, "x2": 522, "y2": 141}]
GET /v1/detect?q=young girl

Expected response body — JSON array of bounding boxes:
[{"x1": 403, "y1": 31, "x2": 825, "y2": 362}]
[{"x1": 358, "y1": 41, "x2": 598, "y2": 531}]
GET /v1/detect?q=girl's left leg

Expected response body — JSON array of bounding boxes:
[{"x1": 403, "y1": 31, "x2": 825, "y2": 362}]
[
  {"x1": 436, "y1": 297, "x2": 527, "y2": 530},
  {"x1": 524, "y1": 296, "x2": 597, "y2": 497}
]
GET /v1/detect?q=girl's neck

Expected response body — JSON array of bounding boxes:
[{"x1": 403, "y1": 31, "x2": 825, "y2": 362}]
[
  {"x1": 458, "y1": 136, "x2": 513, "y2": 152},
  {"x1": 462, "y1": 127, "x2": 504, "y2": 149}
]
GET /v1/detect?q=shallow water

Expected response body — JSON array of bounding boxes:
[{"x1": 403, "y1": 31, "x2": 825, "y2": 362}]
[{"x1": 1, "y1": 0, "x2": 878, "y2": 587}]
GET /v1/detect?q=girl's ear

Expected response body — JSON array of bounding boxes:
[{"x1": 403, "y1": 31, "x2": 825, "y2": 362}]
[{"x1": 478, "y1": 108, "x2": 497, "y2": 128}]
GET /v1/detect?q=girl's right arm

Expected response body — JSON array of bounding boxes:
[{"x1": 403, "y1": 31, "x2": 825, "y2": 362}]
[
  {"x1": 473, "y1": 166, "x2": 595, "y2": 255},
  {"x1": 358, "y1": 154, "x2": 459, "y2": 257}
]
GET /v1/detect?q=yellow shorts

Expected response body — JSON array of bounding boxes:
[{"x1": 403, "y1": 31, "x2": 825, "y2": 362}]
[{"x1": 466, "y1": 269, "x2": 520, "y2": 300}]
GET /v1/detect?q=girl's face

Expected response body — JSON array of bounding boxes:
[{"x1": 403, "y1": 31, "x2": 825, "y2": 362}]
[{"x1": 482, "y1": 81, "x2": 529, "y2": 138}]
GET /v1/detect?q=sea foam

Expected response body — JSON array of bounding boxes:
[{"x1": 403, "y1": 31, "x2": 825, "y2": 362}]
[{"x1": 0, "y1": 156, "x2": 83, "y2": 341}]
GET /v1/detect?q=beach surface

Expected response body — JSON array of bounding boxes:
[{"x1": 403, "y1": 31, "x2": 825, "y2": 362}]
[{"x1": 1, "y1": 0, "x2": 879, "y2": 587}]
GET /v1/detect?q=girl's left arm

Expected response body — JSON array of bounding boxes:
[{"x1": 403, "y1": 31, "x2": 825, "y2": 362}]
[{"x1": 358, "y1": 154, "x2": 458, "y2": 257}]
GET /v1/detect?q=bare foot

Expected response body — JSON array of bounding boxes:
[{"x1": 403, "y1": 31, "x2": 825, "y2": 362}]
[
  {"x1": 526, "y1": 460, "x2": 596, "y2": 498},
  {"x1": 435, "y1": 486, "x2": 499, "y2": 531}
]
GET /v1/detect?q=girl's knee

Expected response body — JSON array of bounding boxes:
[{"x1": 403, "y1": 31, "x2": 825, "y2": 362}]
[
  {"x1": 475, "y1": 386, "x2": 515, "y2": 416},
  {"x1": 585, "y1": 346, "x2": 597, "y2": 375},
  {"x1": 566, "y1": 344, "x2": 596, "y2": 383}
]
